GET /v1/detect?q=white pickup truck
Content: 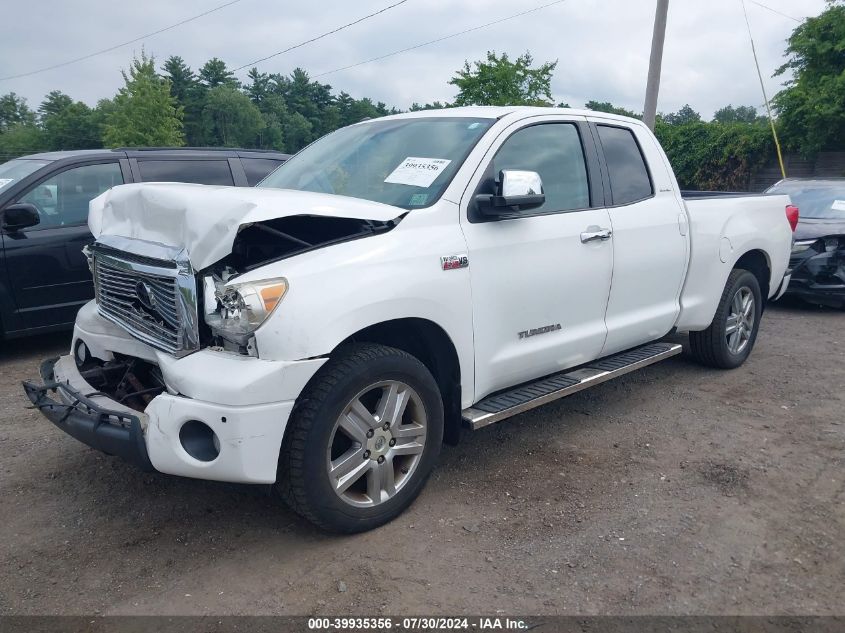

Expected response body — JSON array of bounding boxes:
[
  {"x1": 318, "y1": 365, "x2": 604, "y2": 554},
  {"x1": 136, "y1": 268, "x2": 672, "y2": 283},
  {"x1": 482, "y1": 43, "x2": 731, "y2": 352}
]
[{"x1": 25, "y1": 106, "x2": 797, "y2": 532}]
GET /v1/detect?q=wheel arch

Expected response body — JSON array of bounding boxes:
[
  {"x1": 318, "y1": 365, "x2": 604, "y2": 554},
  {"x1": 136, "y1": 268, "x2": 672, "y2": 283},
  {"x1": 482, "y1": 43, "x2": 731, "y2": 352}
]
[
  {"x1": 733, "y1": 249, "x2": 771, "y2": 307},
  {"x1": 334, "y1": 317, "x2": 463, "y2": 445}
]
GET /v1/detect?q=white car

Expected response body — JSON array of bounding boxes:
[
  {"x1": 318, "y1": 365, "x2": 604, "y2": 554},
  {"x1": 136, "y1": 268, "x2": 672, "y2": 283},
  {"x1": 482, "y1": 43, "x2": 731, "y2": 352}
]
[{"x1": 25, "y1": 107, "x2": 796, "y2": 532}]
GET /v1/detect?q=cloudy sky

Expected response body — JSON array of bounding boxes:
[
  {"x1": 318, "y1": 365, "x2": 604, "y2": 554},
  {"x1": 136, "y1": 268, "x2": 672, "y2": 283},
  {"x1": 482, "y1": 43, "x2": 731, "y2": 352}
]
[{"x1": 0, "y1": 0, "x2": 826, "y2": 119}]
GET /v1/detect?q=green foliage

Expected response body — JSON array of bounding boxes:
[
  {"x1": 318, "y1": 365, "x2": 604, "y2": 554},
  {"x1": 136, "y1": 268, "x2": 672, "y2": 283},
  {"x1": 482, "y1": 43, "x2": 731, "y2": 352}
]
[
  {"x1": 0, "y1": 124, "x2": 46, "y2": 159},
  {"x1": 0, "y1": 92, "x2": 36, "y2": 132},
  {"x1": 655, "y1": 120, "x2": 774, "y2": 190},
  {"x1": 584, "y1": 101, "x2": 640, "y2": 118},
  {"x1": 773, "y1": 1, "x2": 845, "y2": 155},
  {"x1": 450, "y1": 51, "x2": 557, "y2": 106},
  {"x1": 199, "y1": 58, "x2": 239, "y2": 89},
  {"x1": 662, "y1": 104, "x2": 702, "y2": 126},
  {"x1": 103, "y1": 53, "x2": 184, "y2": 147},
  {"x1": 162, "y1": 56, "x2": 205, "y2": 145},
  {"x1": 409, "y1": 101, "x2": 449, "y2": 111},
  {"x1": 201, "y1": 85, "x2": 265, "y2": 147},
  {"x1": 712, "y1": 105, "x2": 765, "y2": 124},
  {"x1": 39, "y1": 91, "x2": 102, "y2": 150}
]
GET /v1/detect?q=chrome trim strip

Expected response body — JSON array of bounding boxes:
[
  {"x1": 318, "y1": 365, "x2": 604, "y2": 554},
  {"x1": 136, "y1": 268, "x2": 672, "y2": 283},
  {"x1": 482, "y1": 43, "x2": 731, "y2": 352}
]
[{"x1": 463, "y1": 343, "x2": 683, "y2": 430}]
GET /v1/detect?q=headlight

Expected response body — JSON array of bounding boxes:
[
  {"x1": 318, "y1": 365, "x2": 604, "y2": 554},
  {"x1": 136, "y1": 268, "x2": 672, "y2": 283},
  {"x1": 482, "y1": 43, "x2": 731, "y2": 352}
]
[
  {"x1": 204, "y1": 276, "x2": 288, "y2": 345},
  {"x1": 791, "y1": 239, "x2": 818, "y2": 254}
]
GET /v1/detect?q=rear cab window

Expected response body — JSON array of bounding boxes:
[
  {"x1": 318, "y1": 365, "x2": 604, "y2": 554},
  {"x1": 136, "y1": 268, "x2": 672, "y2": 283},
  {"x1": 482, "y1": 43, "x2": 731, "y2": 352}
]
[
  {"x1": 596, "y1": 124, "x2": 653, "y2": 206},
  {"x1": 137, "y1": 160, "x2": 234, "y2": 186}
]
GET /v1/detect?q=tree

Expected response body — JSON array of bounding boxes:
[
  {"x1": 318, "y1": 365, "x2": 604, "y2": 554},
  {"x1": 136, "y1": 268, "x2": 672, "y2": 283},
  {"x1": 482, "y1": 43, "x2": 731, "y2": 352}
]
[
  {"x1": 585, "y1": 100, "x2": 640, "y2": 118},
  {"x1": 199, "y1": 57, "x2": 238, "y2": 89},
  {"x1": 0, "y1": 124, "x2": 46, "y2": 159},
  {"x1": 201, "y1": 85, "x2": 265, "y2": 147},
  {"x1": 162, "y1": 56, "x2": 204, "y2": 145},
  {"x1": 103, "y1": 53, "x2": 184, "y2": 147},
  {"x1": 773, "y1": 0, "x2": 845, "y2": 155},
  {"x1": 283, "y1": 111, "x2": 313, "y2": 152},
  {"x1": 0, "y1": 92, "x2": 36, "y2": 133},
  {"x1": 712, "y1": 105, "x2": 765, "y2": 124},
  {"x1": 449, "y1": 51, "x2": 557, "y2": 106},
  {"x1": 39, "y1": 91, "x2": 101, "y2": 150},
  {"x1": 409, "y1": 101, "x2": 449, "y2": 111},
  {"x1": 663, "y1": 104, "x2": 702, "y2": 126}
]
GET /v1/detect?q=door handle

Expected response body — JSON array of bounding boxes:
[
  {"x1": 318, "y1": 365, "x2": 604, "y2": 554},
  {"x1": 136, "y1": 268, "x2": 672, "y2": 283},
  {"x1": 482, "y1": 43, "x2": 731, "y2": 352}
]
[{"x1": 580, "y1": 228, "x2": 612, "y2": 243}]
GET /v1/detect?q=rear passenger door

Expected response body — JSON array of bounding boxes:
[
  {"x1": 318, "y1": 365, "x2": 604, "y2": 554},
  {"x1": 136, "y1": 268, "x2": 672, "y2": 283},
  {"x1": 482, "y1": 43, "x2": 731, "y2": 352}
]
[
  {"x1": 590, "y1": 121, "x2": 689, "y2": 355},
  {"x1": 133, "y1": 158, "x2": 237, "y2": 186}
]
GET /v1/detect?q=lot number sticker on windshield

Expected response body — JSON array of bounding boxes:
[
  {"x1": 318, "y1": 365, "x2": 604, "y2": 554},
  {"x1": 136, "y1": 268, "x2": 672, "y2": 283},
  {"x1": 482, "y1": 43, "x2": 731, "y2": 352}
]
[
  {"x1": 832, "y1": 200, "x2": 845, "y2": 212},
  {"x1": 385, "y1": 157, "x2": 452, "y2": 188}
]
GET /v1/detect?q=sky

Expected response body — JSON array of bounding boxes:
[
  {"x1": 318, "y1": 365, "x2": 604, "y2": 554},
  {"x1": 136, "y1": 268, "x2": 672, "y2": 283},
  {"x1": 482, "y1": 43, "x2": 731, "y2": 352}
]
[{"x1": 0, "y1": 0, "x2": 828, "y2": 119}]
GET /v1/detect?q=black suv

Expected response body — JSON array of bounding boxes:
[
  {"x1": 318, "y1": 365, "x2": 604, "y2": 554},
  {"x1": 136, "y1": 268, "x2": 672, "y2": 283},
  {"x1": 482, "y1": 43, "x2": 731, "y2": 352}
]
[{"x1": 0, "y1": 148, "x2": 288, "y2": 338}]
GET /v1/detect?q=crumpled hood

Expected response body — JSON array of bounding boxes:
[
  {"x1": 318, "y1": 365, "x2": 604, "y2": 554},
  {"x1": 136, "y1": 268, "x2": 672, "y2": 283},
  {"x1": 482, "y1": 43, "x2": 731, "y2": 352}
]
[{"x1": 89, "y1": 182, "x2": 404, "y2": 270}]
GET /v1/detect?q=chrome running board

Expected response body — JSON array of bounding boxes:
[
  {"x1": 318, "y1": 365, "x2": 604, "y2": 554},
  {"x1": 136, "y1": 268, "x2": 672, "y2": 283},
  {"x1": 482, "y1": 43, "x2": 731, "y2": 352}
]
[{"x1": 462, "y1": 342, "x2": 683, "y2": 430}]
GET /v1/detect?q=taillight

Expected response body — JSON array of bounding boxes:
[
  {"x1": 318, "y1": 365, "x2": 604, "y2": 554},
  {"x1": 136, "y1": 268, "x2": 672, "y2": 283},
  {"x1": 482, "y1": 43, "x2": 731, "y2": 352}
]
[{"x1": 786, "y1": 205, "x2": 799, "y2": 232}]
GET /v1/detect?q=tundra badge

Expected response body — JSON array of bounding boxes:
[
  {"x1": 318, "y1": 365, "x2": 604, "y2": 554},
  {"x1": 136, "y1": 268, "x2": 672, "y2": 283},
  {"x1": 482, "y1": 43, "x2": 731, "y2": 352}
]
[
  {"x1": 441, "y1": 254, "x2": 469, "y2": 270},
  {"x1": 518, "y1": 324, "x2": 562, "y2": 339}
]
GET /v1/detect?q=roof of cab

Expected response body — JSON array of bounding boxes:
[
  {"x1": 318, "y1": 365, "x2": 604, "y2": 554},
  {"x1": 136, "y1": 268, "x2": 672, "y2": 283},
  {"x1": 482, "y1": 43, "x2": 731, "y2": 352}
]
[{"x1": 377, "y1": 105, "x2": 641, "y2": 125}]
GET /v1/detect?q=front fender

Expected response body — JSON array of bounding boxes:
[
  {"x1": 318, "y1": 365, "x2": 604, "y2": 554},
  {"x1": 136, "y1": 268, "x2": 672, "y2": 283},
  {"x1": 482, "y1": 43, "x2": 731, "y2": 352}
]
[{"x1": 247, "y1": 214, "x2": 476, "y2": 403}]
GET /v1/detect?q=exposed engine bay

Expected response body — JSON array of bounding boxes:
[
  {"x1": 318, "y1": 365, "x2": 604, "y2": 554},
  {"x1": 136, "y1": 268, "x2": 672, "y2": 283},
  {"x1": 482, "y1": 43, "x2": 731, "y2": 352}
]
[
  {"x1": 75, "y1": 353, "x2": 166, "y2": 413},
  {"x1": 222, "y1": 214, "x2": 400, "y2": 272}
]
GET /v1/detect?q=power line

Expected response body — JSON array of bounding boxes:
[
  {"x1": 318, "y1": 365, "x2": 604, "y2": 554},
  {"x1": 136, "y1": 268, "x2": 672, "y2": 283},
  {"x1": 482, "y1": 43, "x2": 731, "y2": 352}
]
[
  {"x1": 748, "y1": 0, "x2": 801, "y2": 22},
  {"x1": 232, "y1": 0, "x2": 410, "y2": 73},
  {"x1": 0, "y1": 0, "x2": 245, "y2": 82},
  {"x1": 313, "y1": 0, "x2": 569, "y2": 78}
]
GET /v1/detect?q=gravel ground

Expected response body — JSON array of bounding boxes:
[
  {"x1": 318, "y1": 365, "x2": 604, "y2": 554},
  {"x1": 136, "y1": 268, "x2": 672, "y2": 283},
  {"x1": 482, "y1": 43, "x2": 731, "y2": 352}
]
[{"x1": 1, "y1": 299, "x2": 843, "y2": 616}]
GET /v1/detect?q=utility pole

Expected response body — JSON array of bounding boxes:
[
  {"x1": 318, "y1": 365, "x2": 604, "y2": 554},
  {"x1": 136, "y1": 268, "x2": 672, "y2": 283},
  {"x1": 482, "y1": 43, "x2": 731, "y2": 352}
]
[{"x1": 643, "y1": 0, "x2": 669, "y2": 130}]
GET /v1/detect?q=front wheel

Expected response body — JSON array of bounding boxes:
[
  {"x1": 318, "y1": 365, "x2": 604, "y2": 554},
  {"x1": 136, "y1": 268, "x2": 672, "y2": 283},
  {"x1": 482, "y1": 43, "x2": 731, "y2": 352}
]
[
  {"x1": 276, "y1": 343, "x2": 443, "y2": 533},
  {"x1": 689, "y1": 268, "x2": 763, "y2": 369}
]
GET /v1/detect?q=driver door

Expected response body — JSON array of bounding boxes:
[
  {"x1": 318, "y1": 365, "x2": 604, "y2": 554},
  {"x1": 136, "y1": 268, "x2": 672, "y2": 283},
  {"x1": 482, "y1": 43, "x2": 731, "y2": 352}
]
[
  {"x1": 460, "y1": 117, "x2": 614, "y2": 400},
  {"x1": 1, "y1": 160, "x2": 124, "y2": 331}
]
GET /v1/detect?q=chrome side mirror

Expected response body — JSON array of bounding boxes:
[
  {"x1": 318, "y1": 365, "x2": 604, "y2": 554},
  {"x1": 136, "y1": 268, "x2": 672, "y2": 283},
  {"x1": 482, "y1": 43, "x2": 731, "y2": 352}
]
[
  {"x1": 474, "y1": 170, "x2": 546, "y2": 219},
  {"x1": 500, "y1": 170, "x2": 544, "y2": 200}
]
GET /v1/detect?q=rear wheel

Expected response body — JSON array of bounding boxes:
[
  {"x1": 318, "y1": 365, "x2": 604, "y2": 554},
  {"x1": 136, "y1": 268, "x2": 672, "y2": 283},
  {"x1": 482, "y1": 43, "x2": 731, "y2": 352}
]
[
  {"x1": 276, "y1": 343, "x2": 443, "y2": 533},
  {"x1": 689, "y1": 268, "x2": 763, "y2": 369}
]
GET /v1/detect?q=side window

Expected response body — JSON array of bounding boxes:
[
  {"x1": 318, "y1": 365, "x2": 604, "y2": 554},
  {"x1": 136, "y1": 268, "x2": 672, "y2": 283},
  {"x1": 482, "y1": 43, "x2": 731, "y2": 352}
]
[
  {"x1": 242, "y1": 158, "x2": 284, "y2": 186},
  {"x1": 485, "y1": 123, "x2": 590, "y2": 215},
  {"x1": 18, "y1": 162, "x2": 123, "y2": 228},
  {"x1": 596, "y1": 125, "x2": 653, "y2": 205},
  {"x1": 137, "y1": 160, "x2": 234, "y2": 186}
]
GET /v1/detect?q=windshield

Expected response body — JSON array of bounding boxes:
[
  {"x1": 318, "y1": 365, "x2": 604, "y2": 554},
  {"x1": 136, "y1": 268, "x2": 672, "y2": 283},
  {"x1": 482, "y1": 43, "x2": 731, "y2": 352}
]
[
  {"x1": 0, "y1": 158, "x2": 51, "y2": 191},
  {"x1": 258, "y1": 117, "x2": 494, "y2": 209},
  {"x1": 767, "y1": 180, "x2": 845, "y2": 219}
]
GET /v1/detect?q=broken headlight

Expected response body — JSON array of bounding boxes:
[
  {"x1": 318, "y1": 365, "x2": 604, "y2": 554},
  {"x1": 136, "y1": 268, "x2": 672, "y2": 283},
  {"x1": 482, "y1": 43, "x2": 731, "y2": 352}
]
[
  {"x1": 203, "y1": 275, "x2": 288, "y2": 346},
  {"x1": 792, "y1": 239, "x2": 818, "y2": 254}
]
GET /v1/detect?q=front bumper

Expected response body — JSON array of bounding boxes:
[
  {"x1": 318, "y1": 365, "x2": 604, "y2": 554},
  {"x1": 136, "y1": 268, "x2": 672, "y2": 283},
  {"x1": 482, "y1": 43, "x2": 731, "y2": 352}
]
[
  {"x1": 24, "y1": 357, "x2": 153, "y2": 471},
  {"x1": 784, "y1": 241, "x2": 845, "y2": 307},
  {"x1": 24, "y1": 305, "x2": 327, "y2": 484}
]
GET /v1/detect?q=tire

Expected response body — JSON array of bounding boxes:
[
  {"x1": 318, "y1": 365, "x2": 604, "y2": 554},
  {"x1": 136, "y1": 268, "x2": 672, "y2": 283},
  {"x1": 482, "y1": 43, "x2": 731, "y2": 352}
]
[
  {"x1": 689, "y1": 268, "x2": 763, "y2": 369},
  {"x1": 276, "y1": 343, "x2": 444, "y2": 533}
]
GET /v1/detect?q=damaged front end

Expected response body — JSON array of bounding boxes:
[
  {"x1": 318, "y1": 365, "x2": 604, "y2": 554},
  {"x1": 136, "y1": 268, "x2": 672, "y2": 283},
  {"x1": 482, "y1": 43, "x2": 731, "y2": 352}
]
[
  {"x1": 787, "y1": 235, "x2": 845, "y2": 308},
  {"x1": 199, "y1": 214, "x2": 401, "y2": 353}
]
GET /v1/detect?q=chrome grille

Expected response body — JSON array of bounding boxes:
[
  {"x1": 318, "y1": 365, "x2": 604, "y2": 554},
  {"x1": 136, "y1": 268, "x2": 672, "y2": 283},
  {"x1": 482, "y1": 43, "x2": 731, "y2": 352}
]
[{"x1": 90, "y1": 238, "x2": 199, "y2": 357}]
